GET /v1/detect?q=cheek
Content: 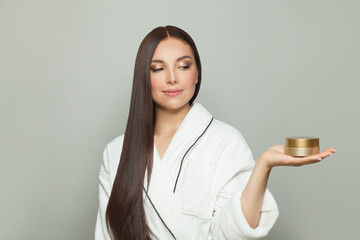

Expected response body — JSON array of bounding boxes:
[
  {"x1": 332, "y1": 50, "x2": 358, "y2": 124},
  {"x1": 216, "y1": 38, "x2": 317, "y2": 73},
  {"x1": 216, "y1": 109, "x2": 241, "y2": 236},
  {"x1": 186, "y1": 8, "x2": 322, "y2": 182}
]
[
  {"x1": 150, "y1": 75, "x2": 163, "y2": 90},
  {"x1": 184, "y1": 69, "x2": 198, "y2": 85}
]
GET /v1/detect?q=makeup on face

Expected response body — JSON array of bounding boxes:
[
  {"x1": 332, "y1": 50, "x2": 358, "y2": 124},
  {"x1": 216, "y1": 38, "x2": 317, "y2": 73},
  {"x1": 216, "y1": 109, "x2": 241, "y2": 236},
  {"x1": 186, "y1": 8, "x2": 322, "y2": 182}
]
[
  {"x1": 150, "y1": 56, "x2": 194, "y2": 73},
  {"x1": 163, "y1": 90, "x2": 183, "y2": 96},
  {"x1": 285, "y1": 137, "x2": 320, "y2": 157}
]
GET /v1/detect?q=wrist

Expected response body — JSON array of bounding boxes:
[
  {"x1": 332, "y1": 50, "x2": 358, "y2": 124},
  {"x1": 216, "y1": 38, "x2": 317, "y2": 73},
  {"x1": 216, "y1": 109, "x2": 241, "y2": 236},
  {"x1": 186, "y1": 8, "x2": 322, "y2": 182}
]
[{"x1": 257, "y1": 154, "x2": 273, "y2": 171}]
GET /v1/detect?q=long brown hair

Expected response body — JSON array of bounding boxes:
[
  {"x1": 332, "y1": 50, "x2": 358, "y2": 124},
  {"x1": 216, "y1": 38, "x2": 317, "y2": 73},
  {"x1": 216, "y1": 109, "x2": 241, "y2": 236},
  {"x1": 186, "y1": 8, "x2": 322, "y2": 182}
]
[{"x1": 105, "y1": 25, "x2": 202, "y2": 239}]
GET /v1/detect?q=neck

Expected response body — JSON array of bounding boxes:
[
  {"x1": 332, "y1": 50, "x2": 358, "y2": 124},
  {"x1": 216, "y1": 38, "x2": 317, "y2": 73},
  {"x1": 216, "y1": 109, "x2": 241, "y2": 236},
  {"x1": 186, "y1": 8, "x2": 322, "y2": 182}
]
[{"x1": 154, "y1": 103, "x2": 191, "y2": 137}]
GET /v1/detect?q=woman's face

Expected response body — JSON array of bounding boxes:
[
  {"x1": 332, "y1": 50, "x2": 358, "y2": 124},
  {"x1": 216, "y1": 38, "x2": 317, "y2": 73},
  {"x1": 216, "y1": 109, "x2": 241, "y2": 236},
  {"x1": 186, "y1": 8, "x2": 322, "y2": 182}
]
[{"x1": 150, "y1": 37, "x2": 198, "y2": 111}]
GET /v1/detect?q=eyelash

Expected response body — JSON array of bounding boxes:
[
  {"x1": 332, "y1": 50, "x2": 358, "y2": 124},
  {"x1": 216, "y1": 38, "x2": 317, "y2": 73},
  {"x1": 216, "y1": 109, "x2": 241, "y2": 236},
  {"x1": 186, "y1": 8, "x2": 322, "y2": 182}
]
[
  {"x1": 151, "y1": 65, "x2": 190, "y2": 72},
  {"x1": 151, "y1": 68, "x2": 163, "y2": 72},
  {"x1": 181, "y1": 65, "x2": 190, "y2": 70}
]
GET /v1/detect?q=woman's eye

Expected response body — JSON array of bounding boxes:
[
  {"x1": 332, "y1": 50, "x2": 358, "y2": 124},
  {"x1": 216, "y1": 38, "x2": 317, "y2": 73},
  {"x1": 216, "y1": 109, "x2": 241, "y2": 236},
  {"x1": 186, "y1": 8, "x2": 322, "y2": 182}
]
[
  {"x1": 180, "y1": 65, "x2": 190, "y2": 69},
  {"x1": 151, "y1": 68, "x2": 164, "y2": 72}
]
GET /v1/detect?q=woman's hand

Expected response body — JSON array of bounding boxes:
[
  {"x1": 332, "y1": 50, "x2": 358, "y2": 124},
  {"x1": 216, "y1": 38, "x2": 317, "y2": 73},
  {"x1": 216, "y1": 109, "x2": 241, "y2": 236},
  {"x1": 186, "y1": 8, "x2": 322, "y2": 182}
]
[{"x1": 259, "y1": 144, "x2": 337, "y2": 169}]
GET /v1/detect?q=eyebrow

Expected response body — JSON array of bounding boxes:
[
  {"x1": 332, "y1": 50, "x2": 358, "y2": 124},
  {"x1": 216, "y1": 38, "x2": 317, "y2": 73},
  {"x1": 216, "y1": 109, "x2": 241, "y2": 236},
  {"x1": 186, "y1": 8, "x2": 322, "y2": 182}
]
[{"x1": 151, "y1": 55, "x2": 192, "y2": 63}]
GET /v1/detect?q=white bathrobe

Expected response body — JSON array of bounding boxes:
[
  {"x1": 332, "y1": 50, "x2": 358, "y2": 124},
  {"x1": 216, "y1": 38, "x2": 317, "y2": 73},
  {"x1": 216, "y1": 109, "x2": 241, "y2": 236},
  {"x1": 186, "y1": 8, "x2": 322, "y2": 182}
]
[{"x1": 95, "y1": 102, "x2": 279, "y2": 240}]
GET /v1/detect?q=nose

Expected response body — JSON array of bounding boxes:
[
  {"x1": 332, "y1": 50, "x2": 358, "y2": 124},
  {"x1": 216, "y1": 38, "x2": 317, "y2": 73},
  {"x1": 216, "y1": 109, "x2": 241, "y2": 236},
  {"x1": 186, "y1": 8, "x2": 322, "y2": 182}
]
[{"x1": 166, "y1": 68, "x2": 178, "y2": 85}]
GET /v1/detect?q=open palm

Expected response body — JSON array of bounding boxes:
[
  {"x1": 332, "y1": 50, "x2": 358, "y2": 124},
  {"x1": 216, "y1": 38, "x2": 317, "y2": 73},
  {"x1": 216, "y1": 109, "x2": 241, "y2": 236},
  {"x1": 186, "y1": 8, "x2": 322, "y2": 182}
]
[{"x1": 260, "y1": 144, "x2": 336, "y2": 168}]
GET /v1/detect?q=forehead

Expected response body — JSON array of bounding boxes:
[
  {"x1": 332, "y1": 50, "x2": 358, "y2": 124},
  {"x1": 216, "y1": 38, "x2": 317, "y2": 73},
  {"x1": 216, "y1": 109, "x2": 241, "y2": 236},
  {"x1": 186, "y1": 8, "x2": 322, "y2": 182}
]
[{"x1": 152, "y1": 37, "x2": 194, "y2": 60}]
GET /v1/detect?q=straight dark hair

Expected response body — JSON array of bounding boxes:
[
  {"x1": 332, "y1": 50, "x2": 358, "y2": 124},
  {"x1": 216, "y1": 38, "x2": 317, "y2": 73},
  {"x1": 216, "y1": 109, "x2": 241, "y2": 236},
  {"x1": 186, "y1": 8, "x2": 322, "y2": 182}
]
[{"x1": 105, "y1": 25, "x2": 202, "y2": 239}]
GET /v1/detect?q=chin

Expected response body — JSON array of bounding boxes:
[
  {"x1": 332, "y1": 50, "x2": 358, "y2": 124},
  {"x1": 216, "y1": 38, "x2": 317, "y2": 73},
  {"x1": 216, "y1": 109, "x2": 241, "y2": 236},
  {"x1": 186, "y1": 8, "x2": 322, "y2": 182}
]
[{"x1": 155, "y1": 99, "x2": 191, "y2": 111}]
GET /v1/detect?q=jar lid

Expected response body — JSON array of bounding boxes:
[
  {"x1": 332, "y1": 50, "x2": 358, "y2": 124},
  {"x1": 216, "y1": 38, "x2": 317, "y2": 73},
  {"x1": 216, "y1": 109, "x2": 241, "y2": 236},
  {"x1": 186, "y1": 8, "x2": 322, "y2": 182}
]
[{"x1": 285, "y1": 136, "x2": 319, "y2": 148}]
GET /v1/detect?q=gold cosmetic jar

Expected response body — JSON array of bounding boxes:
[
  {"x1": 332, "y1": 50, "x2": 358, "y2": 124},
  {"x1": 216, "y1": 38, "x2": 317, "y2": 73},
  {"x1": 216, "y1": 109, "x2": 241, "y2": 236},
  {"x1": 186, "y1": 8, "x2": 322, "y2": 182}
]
[{"x1": 285, "y1": 137, "x2": 320, "y2": 157}]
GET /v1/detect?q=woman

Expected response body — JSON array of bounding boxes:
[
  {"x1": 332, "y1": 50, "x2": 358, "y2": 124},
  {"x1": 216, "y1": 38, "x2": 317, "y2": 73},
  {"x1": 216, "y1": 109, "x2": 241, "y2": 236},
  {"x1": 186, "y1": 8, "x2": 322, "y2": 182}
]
[{"x1": 95, "y1": 25, "x2": 336, "y2": 240}]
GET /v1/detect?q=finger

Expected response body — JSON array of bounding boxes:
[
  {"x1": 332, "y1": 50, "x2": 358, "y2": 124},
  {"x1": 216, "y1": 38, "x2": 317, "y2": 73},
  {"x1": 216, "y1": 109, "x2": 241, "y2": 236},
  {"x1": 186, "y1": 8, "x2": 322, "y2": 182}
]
[
  {"x1": 283, "y1": 147, "x2": 336, "y2": 166},
  {"x1": 290, "y1": 154, "x2": 320, "y2": 161},
  {"x1": 283, "y1": 148, "x2": 337, "y2": 166},
  {"x1": 316, "y1": 148, "x2": 337, "y2": 159},
  {"x1": 287, "y1": 155, "x2": 322, "y2": 165},
  {"x1": 294, "y1": 147, "x2": 336, "y2": 160},
  {"x1": 268, "y1": 144, "x2": 285, "y2": 153}
]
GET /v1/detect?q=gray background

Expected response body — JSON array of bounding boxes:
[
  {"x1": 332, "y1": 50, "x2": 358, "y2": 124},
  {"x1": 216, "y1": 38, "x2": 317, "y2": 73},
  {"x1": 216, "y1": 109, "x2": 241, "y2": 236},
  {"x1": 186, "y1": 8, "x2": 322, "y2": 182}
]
[{"x1": 1, "y1": 0, "x2": 359, "y2": 239}]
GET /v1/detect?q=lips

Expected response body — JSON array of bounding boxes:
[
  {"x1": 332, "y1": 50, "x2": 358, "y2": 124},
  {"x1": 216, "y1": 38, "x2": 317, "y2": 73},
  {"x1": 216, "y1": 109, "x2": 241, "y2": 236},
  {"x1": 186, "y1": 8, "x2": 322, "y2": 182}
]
[
  {"x1": 163, "y1": 89, "x2": 183, "y2": 96},
  {"x1": 163, "y1": 89, "x2": 183, "y2": 93}
]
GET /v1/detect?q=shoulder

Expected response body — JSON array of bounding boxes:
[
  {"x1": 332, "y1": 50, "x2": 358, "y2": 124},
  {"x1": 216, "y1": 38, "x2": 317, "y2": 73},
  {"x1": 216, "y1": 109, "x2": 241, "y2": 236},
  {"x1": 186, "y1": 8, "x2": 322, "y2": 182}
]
[
  {"x1": 209, "y1": 119, "x2": 255, "y2": 171},
  {"x1": 105, "y1": 134, "x2": 125, "y2": 159},
  {"x1": 106, "y1": 134, "x2": 125, "y2": 150},
  {"x1": 191, "y1": 117, "x2": 253, "y2": 167},
  {"x1": 211, "y1": 119, "x2": 245, "y2": 138},
  {"x1": 209, "y1": 118, "x2": 250, "y2": 151},
  {"x1": 102, "y1": 134, "x2": 125, "y2": 175}
]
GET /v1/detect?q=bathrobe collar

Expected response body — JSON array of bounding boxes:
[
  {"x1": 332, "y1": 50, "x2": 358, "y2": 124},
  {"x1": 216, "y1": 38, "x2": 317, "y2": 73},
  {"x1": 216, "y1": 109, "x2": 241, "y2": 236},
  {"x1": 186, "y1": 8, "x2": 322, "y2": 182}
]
[{"x1": 143, "y1": 102, "x2": 214, "y2": 240}]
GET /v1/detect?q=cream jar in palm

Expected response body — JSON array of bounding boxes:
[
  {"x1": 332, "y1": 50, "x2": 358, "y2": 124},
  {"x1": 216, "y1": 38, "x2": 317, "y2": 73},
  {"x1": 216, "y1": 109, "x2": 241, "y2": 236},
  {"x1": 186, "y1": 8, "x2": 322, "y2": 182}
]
[{"x1": 285, "y1": 137, "x2": 320, "y2": 157}]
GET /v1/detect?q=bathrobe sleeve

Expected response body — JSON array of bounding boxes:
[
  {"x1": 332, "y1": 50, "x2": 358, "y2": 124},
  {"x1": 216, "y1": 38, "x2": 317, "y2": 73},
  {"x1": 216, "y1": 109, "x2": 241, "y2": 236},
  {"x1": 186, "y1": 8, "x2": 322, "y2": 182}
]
[
  {"x1": 94, "y1": 144, "x2": 112, "y2": 240},
  {"x1": 210, "y1": 130, "x2": 279, "y2": 240}
]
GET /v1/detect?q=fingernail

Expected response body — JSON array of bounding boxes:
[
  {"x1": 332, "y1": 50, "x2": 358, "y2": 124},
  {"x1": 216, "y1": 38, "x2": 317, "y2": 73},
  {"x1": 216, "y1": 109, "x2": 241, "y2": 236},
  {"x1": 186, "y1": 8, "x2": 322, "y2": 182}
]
[
  {"x1": 333, "y1": 149, "x2": 337, "y2": 153},
  {"x1": 317, "y1": 157, "x2": 322, "y2": 160}
]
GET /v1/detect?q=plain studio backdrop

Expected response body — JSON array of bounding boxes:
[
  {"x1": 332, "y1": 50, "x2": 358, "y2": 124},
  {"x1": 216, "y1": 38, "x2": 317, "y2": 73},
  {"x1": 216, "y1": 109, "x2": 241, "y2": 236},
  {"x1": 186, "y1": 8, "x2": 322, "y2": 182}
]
[{"x1": 1, "y1": 0, "x2": 359, "y2": 239}]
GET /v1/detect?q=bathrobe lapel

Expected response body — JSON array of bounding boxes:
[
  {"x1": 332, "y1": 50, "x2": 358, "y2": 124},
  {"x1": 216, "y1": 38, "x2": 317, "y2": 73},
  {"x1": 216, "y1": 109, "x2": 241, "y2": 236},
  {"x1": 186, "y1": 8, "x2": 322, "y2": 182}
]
[{"x1": 143, "y1": 102, "x2": 214, "y2": 240}]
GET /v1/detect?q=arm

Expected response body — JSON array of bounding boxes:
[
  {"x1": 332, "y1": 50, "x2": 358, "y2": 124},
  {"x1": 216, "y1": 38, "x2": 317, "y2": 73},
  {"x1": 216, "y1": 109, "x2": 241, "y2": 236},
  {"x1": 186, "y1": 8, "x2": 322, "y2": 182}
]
[
  {"x1": 239, "y1": 143, "x2": 336, "y2": 231},
  {"x1": 240, "y1": 142, "x2": 336, "y2": 229},
  {"x1": 240, "y1": 157, "x2": 272, "y2": 229},
  {"x1": 210, "y1": 133, "x2": 279, "y2": 240}
]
